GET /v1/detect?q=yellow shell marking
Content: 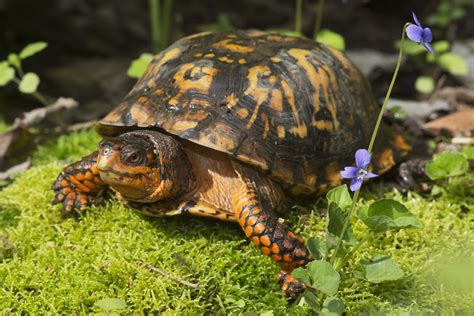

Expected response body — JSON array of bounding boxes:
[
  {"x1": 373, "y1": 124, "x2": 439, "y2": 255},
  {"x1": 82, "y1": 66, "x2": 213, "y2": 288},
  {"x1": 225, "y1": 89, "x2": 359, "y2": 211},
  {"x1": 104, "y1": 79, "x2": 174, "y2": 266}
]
[
  {"x1": 168, "y1": 63, "x2": 219, "y2": 107},
  {"x1": 212, "y1": 39, "x2": 255, "y2": 53},
  {"x1": 269, "y1": 89, "x2": 283, "y2": 112},
  {"x1": 281, "y1": 80, "x2": 307, "y2": 138},
  {"x1": 218, "y1": 56, "x2": 234, "y2": 63},
  {"x1": 244, "y1": 65, "x2": 272, "y2": 129},
  {"x1": 287, "y1": 48, "x2": 340, "y2": 132}
]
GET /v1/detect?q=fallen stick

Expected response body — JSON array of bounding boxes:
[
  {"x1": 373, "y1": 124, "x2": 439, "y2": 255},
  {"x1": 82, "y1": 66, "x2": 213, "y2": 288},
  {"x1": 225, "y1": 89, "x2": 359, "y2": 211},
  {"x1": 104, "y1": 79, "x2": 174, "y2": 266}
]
[{"x1": 136, "y1": 259, "x2": 200, "y2": 289}]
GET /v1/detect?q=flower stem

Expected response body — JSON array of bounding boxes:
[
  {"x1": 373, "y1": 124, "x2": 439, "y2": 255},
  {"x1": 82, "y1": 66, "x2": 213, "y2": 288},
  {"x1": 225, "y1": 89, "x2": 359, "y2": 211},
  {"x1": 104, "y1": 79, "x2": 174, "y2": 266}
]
[
  {"x1": 330, "y1": 25, "x2": 408, "y2": 268},
  {"x1": 295, "y1": 0, "x2": 303, "y2": 34},
  {"x1": 149, "y1": 0, "x2": 161, "y2": 52},
  {"x1": 330, "y1": 189, "x2": 359, "y2": 266},
  {"x1": 367, "y1": 24, "x2": 408, "y2": 154},
  {"x1": 313, "y1": 0, "x2": 325, "y2": 40},
  {"x1": 335, "y1": 232, "x2": 373, "y2": 271}
]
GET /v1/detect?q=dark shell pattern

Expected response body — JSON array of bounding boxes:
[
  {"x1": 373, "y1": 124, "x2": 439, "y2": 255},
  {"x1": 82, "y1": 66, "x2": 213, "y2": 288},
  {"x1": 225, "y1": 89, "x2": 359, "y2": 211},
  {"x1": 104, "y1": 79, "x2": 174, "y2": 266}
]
[{"x1": 97, "y1": 31, "x2": 410, "y2": 195}]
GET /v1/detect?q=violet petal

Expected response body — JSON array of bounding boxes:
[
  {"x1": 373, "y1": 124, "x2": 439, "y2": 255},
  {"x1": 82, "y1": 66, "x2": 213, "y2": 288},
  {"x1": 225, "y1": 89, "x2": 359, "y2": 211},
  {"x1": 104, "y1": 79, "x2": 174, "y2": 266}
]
[
  {"x1": 406, "y1": 24, "x2": 423, "y2": 43},
  {"x1": 412, "y1": 12, "x2": 421, "y2": 27},
  {"x1": 355, "y1": 149, "x2": 371, "y2": 169},
  {"x1": 340, "y1": 166, "x2": 359, "y2": 179},
  {"x1": 422, "y1": 27, "x2": 432, "y2": 43},
  {"x1": 364, "y1": 172, "x2": 378, "y2": 179},
  {"x1": 350, "y1": 177, "x2": 363, "y2": 191},
  {"x1": 424, "y1": 42, "x2": 435, "y2": 55}
]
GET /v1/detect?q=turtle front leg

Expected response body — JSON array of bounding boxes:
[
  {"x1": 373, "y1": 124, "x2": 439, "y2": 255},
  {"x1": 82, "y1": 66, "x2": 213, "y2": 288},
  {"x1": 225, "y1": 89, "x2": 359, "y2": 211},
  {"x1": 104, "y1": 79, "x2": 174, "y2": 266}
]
[
  {"x1": 52, "y1": 151, "x2": 108, "y2": 216},
  {"x1": 231, "y1": 183, "x2": 312, "y2": 298}
]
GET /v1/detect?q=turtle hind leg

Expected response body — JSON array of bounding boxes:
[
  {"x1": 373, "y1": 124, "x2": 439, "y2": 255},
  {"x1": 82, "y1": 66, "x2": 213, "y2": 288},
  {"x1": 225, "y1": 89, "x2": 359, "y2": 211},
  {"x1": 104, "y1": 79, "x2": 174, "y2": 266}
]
[{"x1": 52, "y1": 151, "x2": 108, "y2": 216}]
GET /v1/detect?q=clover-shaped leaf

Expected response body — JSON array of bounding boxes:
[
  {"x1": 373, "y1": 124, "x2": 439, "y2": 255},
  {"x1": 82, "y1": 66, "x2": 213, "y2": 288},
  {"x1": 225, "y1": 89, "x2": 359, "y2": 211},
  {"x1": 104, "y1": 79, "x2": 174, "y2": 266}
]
[
  {"x1": 321, "y1": 297, "x2": 345, "y2": 316},
  {"x1": 306, "y1": 236, "x2": 327, "y2": 260},
  {"x1": 328, "y1": 203, "x2": 357, "y2": 245},
  {"x1": 302, "y1": 290, "x2": 320, "y2": 311},
  {"x1": 360, "y1": 255, "x2": 404, "y2": 283},
  {"x1": 316, "y1": 29, "x2": 345, "y2": 51},
  {"x1": 425, "y1": 151, "x2": 469, "y2": 180},
  {"x1": 19, "y1": 42, "x2": 48, "y2": 59},
  {"x1": 0, "y1": 61, "x2": 15, "y2": 86},
  {"x1": 415, "y1": 76, "x2": 435, "y2": 94},
  {"x1": 307, "y1": 260, "x2": 340, "y2": 296},
  {"x1": 438, "y1": 53, "x2": 469, "y2": 76},
  {"x1": 7, "y1": 53, "x2": 21, "y2": 70},
  {"x1": 463, "y1": 146, "x2": 474, "y2": 160},
  {"x1": 326, "y1": 185, "x2": 352, "y2": 210},
  {"x1": 19, "y1": 72, "x2": 40, "y2": 94},
  {"x1": 127, "y1": 53, "x2": 154, "y2": 78},
  {"x1": 359, "y1": 199, "x2": 422, "y2": 233},
  {"x1": 291, "y1": 267, "x2": 311, "y2": 287}
]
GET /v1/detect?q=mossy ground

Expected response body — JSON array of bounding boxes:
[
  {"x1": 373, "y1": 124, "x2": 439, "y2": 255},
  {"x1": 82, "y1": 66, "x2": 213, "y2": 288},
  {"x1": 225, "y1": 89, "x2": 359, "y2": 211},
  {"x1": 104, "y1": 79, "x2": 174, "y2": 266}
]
[{"x1": 0, "y1": 129, "x2": 473, "y2": 314}]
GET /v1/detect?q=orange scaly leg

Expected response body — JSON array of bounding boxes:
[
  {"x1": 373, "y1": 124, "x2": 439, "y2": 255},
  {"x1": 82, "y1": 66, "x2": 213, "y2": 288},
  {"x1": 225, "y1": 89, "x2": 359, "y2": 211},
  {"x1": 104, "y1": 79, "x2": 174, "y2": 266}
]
[
  {"x1": 232, "y1": 183, "x2": 312, "y2": 298},
  {"x1": 52, "y1": 152, "x2": 108, "y2": 216}
]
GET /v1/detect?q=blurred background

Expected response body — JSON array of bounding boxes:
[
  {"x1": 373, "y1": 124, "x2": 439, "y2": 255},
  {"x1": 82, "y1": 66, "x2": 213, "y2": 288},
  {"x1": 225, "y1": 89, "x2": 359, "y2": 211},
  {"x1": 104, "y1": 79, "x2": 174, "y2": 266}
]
[{"x1": 0, "y1": 0, "x2": 473, "y2": 170}]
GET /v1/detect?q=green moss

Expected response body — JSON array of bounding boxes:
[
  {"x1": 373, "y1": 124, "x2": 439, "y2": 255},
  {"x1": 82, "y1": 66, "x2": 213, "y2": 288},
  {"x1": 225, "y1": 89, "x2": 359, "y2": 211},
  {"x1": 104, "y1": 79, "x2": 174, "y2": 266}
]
[{"x1": 0, "y1": 130, "x2": 472, "y2": 314}]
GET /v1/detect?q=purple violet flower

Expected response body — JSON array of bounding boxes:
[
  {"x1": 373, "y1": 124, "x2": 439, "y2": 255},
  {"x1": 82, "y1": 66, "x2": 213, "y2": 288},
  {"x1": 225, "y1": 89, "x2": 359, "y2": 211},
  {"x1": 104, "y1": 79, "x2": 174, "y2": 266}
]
[
  {"x1": 406, "y1": 12, "x2": 434, "y2": 55},
  {"x1": 340, "y1": 149, "x2": 378, "y2": 191}
]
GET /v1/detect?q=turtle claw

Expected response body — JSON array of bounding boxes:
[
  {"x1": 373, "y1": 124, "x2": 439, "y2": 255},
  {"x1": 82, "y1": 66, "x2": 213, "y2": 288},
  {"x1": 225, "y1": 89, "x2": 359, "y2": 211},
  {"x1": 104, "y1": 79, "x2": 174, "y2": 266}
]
[
  {"x1": 278, "y1": 270, "x2": 306, "y2": 299},
  {"x1": 51, "y1": 152, "x2": 108, "y2": 216}
]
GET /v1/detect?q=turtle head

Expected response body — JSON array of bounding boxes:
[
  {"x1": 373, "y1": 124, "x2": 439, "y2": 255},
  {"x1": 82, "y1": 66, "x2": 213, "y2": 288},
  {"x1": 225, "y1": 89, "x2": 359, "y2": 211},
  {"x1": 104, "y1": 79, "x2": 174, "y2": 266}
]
[{"x1": 97, "y1": 130, "x2": 195, "y2": 202}]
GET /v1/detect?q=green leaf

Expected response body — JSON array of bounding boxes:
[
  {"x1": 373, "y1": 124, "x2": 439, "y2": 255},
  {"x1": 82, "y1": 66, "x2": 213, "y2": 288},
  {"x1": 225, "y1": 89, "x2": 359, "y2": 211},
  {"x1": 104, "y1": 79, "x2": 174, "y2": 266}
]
[
  {"x1": 94, "y1": 298, "x2": 127, "y2": 311},
  {"x1": 361, "y1": 255, "x2": 404, "y2": 283},
  {"x1": 302, "y1": 290, "x2": 320, "y2": 311},
  {"x1": 415, "y1": 76, "x2": 435, "y2": 94},
  {"x1": 326, "y1": 185, "x2": 352, "y2": 210},
  {"x1": 361, "y1": 199, "x2": 422, "y2": 233},
  {"x1": 316, "y1": 29, "x2": 345, "y2": 51},
  {"x1": 259, "y1": 311, "x2": 274, "y2": 316},
  {"x1": 306, "y1": 236, "x2": 327, "y2": 260},
  {"x1": 0, "y1": 61, "x2": 15, "y2": 86},
  {"x1": 307, "y1": 260, "x2": 340, "y2": 296},
  {"x1": 127, "y1": 53, "x2": 154, "y2": 78},
  {"x1": 7, "y1": 53, "x2": 21, "y2": 70},
  {"x1": 321, "y1": 297, "x2": 345, "y2": 316},
  {"x1": 425, "y1": 151, "x2": 469, "y2": 180},
  {"x1": 438, "y1": 53, "x2": 469, "y2": 76},
  {"x1": 291, "y1": 267, "x2": 311, "y2": 286},
  {"x1": 397, "y1": 40, "x2": 426, "y2": 55},
  {"x1": 432, "y1": 41, "x2": 450, "y2": 54},
  {"x1": 19, "y1": 42, "x2": 48, "y2": 59},
  {"x1": 328, "y1": 203, "x2": 357, "y2": 245},
  {"x1": 19, "y1": 72, "x2": 40, "y2": 94},
  {"x1": 463, "y1": 146, "x2": 474, "y2": 160}
]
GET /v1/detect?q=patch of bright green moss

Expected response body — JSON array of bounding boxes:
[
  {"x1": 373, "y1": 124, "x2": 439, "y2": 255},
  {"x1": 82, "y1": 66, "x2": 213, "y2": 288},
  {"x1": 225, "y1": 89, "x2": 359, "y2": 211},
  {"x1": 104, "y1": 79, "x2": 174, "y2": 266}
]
[{"x1": 0, "y1": 129, "x2": 472, "y2": 314}]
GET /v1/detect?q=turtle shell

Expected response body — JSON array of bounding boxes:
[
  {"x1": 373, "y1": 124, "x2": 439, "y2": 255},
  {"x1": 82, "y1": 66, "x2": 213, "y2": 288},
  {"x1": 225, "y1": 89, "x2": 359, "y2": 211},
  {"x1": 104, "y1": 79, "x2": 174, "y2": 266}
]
[{"x1": 97, "y1": 31, "x2": 409, "y2": 195}]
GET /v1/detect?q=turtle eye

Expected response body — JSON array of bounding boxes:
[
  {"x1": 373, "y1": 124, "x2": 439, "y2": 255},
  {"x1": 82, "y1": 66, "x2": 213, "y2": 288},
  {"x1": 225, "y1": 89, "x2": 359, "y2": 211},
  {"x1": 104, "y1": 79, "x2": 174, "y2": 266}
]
[{"x1": 127, "y1": 152, "x2": 141, "y2": 164}]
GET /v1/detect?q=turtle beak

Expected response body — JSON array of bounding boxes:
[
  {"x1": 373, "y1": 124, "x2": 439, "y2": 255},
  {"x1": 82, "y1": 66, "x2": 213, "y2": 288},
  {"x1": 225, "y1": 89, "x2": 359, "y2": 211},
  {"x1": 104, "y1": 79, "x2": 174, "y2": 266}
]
[{"x1": 97, "y1": 141, "x2": 121, "y2": 171}]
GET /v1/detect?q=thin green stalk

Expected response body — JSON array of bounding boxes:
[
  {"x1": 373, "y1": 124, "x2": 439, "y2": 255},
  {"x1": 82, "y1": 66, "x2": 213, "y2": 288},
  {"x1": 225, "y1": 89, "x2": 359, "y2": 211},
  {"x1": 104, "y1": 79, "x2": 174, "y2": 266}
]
[
  {"x1": 330, "y1": 190, "x2": 359, "y2": 265},
  {"x1": 150, "y1": 0, "x2": 161, "y2": 52},
  {"x1": 161, "y1": 0, "x2": 173, "y2": 49},
  {"x1": 330, "y1": 24, "x2": 408, "y2": 268},
  {"x1": 367, "y1": 24, "x2": 408, "y2": 154},
  {"x1": 335, "y1": 232, "x2": 373, "y2": 271},
  {"x1": 295, "y1": 0, "x2": 303, "y2": 34},
  {"x1": 313, "y1": 0, "x2": 325, "y2": 40}
]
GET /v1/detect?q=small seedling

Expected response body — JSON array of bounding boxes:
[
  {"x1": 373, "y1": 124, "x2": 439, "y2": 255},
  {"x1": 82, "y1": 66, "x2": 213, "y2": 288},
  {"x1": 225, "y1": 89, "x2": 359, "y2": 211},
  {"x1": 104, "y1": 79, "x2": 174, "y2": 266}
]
[{"x1": 0, "y1": 42, "x2": 49, "y2": 105}]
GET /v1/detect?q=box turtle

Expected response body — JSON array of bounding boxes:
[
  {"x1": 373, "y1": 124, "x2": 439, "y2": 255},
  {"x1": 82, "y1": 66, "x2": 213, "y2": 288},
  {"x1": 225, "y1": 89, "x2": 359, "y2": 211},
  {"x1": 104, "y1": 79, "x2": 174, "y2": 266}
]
[{"x1": 52, "y1": 30, "x2": 411, "y2": 298}]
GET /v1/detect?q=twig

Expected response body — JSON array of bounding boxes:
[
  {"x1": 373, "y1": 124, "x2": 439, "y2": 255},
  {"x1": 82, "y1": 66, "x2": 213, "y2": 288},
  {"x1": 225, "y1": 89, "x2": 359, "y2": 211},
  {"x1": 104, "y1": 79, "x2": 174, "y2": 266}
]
[
  {"x1": 0, "y1": 97, "x2": 79, "y2": 164},
  {"x1": 0, "y1": 159, "x2": 31, "y2": 181},
  {"x1": 137, "y1": 259, "x2": 200, "y2": 289}
]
